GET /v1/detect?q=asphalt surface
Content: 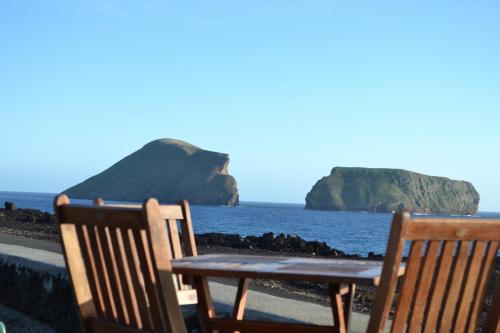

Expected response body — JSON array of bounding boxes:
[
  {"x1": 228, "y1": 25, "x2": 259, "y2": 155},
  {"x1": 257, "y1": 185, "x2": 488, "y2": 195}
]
[{"x1": 0, "y1": 232, "x2": 380, "y2": 332}]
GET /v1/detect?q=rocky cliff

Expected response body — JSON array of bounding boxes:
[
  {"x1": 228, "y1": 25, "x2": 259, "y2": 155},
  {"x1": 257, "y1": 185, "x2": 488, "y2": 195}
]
[
  {"x1": 305, "y1": 167, "x2": 479, "y2": 214},
  {"x1": 64, "y1": 139, "x2": 239, "y2": 206}
]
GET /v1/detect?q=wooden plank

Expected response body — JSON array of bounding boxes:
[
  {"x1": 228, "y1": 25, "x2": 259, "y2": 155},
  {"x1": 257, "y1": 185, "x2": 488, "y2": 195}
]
[
  {"x1": 453, "y1": 241, "x2": 487, "y2": 331},
  {"x1": 167, "y1": 218, "x2": 184, "y2": 291},
  {"x1": 88, "y1": 225, "x2": 118, "y2": 322},
  {"x1": 179, "y1": 200, "x2": 197, "y2": 256},
  {"x1": 122, "y1": 228, "x2": 153, "y2": 330},
  {"x1": 422, "y1": 240, "x2": 456, "y2": 332},
  {"x1": 391, "y1": 240, "x2": 425, "y2": 332},
  {"x1": 405, "y1": 220, "x2": 500, "y2": 240},
  {"x1": 59, "y1": 223, "x2": 97, "y2": 331},
  {"x1": 59, "y1": 205, "x2": 144, "y2": 229},
  {"x1": 329, "y1": 284, "x2": 346, "y2": 333},
  {"x1": 77, "y1": 225, "x2": 106, "y2": 319},
  {"x1": 112, "y1": 227, "x2": 141, "y2": 328},
  {"x1": 438, "y1": 240, "x2": 471, "y2": 332},
  {"x1": 344, "y1": 284, "x2": 355, "y2": 329},
  {"x1": 171, "y1": 255, "x2": 394, "y2": 285},
  {"x1": 100, "y1": 203, "x2": 184, "y2": 220},
  {"x1": 167, "y1": 219, "x2": 182, "y2": 259},
  {"x1": 467, "y1": 241, "x2": 500, "y2": 333},
  {"x1": 195, "y1": 276, "x2": 217, "y2": 333},
  {"x1": 133, "y1": 229, "x2": 166, "y2": 331},
  {"x1": 407, "y1": 240, "x2": 440, "y2": 331},
  {"x1": 358, "y1": 211, "x2": 409, "y2": 333},
  {"x1": 143, "y1": 198, "x2": 188, "y2": 333},
  {"x1": 233, "y1": 278, "x2": 250, "y2": 325},
  {"x1": 100, "y1": 226, "x2": 129, "y2": 325},
  {"x1": 207, "y1": 318, "x2": 335, "y2": 333}
]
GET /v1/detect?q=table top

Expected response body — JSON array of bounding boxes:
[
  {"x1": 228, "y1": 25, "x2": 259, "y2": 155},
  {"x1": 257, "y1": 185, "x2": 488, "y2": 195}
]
[{"x1": 171, "y1": 254, "x2": 405, "y2": 286}]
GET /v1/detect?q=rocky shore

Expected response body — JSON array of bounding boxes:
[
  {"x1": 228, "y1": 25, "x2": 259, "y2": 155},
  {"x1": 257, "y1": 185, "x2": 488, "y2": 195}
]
[{"x1": 0, "y1": 206, "x2": 497, "y2": 323}]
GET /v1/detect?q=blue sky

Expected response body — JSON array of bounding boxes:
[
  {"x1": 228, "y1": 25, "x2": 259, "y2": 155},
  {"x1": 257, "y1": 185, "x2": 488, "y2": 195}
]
[{"x1": 1, "y1": 1, "x2": 499, "y2": 211}]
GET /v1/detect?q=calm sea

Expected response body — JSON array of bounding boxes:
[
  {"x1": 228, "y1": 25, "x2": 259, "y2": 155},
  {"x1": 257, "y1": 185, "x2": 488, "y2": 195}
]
[{"x1": 1, "y1": 191, "x2": 499, "y2": 256}]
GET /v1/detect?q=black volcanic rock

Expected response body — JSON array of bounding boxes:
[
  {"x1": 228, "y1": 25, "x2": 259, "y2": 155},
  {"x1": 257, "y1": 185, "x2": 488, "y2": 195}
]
[
  {"x1": 305, "y1": 167, "x2": 479, "y2": 215},
  {"x1": 63, "y1": 139, "x2": 239, "y2": 206}
]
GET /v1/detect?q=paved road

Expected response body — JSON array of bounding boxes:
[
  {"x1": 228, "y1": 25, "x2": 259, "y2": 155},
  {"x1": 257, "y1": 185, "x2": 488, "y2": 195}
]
[{"x1": 0, "y1": 232, "x2": 378, "y2": 332}]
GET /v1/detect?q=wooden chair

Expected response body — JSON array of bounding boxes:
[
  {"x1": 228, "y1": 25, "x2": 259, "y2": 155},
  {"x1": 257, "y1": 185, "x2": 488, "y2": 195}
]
[
  {"x1": 92, "y1": 198, "x2": 251, "y2": 328},
  {"x1": 367, "y1": 210, "x2": 500, "y2": 333},
  {"x1": 93, "y1": 198, "x2": 198, "y2": 306},
  {"x1": 54, "y1": 195, "x2": 188, "y2": 333}
]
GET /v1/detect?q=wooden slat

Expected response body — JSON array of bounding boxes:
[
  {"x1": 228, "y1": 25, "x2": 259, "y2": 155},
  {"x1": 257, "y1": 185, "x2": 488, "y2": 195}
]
[
  {"x1": 167, "y1": 219, "x2": 182, "y2": 259},
  {"x1": 390, "y1": 240, "x2": 425, "y2": 332},
  {"x1": 60, "y1": 205, "x2": 143, "y2": 229},
  {"x1": 407, "y1": 240, "x2": 441, "y2": 332},
  {"x1": 453, "y1": 241, "x2": 487, "y2": 331},
  {"x1": 344, "y1": 284, "x2": 355, "y2": 329},
  {"x1": 405, "y1": 221, "x2": 500, "y2": 240},
  {"x1": 122, "y1": 228, "x2": 153, "y2": 330},
  {"x1": 111, "y1": 227, "x2": 141, "y2": 328},
  {"x1": 422, "y1": 240, "x2": 456, "y2": 332},
  {"x1": 438, "y1": 240, "x2": 471, "y2": 332},
  {"x1": 167, "y1": 218, "x2": 184, "y2": 291},
  {"x1": 143, "y1": 198, "x2": 188, "y2": 333},
  {"x1": 99, "y1": 203, "x2": 184, "y2": 220},
  {"x1": 133, "y1": 229, "x2": 166, "y2": 331},
  {"x1": 475, "y1": 242, "x2": 499, "y2": 333},
  {"x1": 59, "y1": 223, "x2": 97, "y2": 331},
  {"x1": 207, "y1": 318, "x2": 335, "y2": 333},
  {"x1": 195, "y1": 276, "x2": 217, "y2": 333},
  {"x1": 179, "y1": 200, "x2": 197, "y2": 257},
  {"x1": 101, "y1": 227, "x2": 129, "y2": 325},
  {"x1": 77, "y1": 225, "x2": 106, "y2": 319},
  {"x1": 329, "y1": 284, "x2": 346, "y2": 333},
  {"x1": 233, "y1": 278, "x2": 250, "y2": 321},
  {"x1": 363, "y1": 211, "x2": 409, "y2": 333},
  {"x1": 89, "y1": 225, "x2": 117, "y2": 322}
]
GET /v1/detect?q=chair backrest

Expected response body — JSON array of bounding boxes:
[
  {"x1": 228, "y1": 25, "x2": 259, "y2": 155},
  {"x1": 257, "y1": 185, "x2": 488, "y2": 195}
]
[
  {"x1": 93, "y1": 198, "x2": 198, "y2": 303},
  {"x1": 367, "y1": 210, "x2": 500, "y2": 333},
  {"x1": 54, "y1": 195, "x2": 188, "y2": 333}
]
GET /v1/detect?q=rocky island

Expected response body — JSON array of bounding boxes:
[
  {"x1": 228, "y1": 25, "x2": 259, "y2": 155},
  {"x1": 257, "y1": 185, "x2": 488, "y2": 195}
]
[
  {"x1": 64, "y1": 139, "x2": 239, "y2": 206},
  {"x1": 305, "y1": 167, "x2": 479, "y2": 214}
]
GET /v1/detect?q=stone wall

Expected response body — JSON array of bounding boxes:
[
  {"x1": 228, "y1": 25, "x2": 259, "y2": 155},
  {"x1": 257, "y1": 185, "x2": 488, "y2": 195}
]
[{"x1": 0, "y1": 253, "x2": 79, "y2": 332}]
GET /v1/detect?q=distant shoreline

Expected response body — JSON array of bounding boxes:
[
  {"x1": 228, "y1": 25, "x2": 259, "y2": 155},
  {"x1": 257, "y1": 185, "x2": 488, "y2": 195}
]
[{"x1": 1, "y1": 191, "x2": 499, "y2": 215}]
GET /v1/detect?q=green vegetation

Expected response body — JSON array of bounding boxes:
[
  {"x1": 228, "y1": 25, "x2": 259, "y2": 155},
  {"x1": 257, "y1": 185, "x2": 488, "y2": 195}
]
[{"x1": 305, "y1": 167, "x2": 479, "y2": 214}]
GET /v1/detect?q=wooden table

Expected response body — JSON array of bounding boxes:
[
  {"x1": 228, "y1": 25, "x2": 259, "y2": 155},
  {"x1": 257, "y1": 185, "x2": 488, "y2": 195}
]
[{"x1": 171, "y1": 254, "x2": 405, "y2": 333}]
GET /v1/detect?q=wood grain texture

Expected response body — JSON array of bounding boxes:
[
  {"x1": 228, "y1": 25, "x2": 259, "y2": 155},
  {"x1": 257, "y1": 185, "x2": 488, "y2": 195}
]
[
  {"x1": 95, "y1": 198, "x2": 199, "y2": 302},
  {"x1": 55, "y1": 196, "x2": 188, "y2": 333},
  {"x1": 391, "y1": 240, "x2": 425, "y2": 332},
  {"x1": 172, "y1": 254, "x2": 395, "y2": 285},
  {"x1": 368, "y1": 211, "x2": 500, "y2": 333},
  {"x1": 367, "y1": 211, "x2": 409, "y2": 333}
]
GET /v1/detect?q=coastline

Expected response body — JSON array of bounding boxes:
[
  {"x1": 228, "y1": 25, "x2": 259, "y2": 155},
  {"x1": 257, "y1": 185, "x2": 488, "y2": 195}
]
[{"x1": 0, "y1": 207, "x2": 498, "y2": 322}]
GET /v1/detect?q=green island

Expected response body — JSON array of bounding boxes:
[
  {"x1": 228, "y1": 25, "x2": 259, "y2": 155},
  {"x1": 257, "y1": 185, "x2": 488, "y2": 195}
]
[{"x1": 305, "y1": 167, "x2": 479, "y2": 214}]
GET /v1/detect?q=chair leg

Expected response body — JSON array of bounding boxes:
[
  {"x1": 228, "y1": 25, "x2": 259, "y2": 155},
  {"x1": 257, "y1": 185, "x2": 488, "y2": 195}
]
[
  {"x1": 232, "y1": 278, "x2": 250, "y2": 333},
  {"x1": 344, "y1": 284, "x2": 355, "y2": 329},
  {"x1": 329, "y1": 284, "x2": 347, "y2": 333},
  {"x1": 195, "y1": 277, "x2": 218, "y2": 333}
]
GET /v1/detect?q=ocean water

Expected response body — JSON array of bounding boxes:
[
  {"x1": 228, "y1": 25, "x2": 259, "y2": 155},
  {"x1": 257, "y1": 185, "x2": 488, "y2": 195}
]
[{"x1": 1, "y1": 191, "x2": 499, "y2": 256}]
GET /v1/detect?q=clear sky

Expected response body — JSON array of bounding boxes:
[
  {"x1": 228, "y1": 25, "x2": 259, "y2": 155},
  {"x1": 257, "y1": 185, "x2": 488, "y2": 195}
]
[{"x1": 1, "y1": 1, "x2": 499, "y2": 211}]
